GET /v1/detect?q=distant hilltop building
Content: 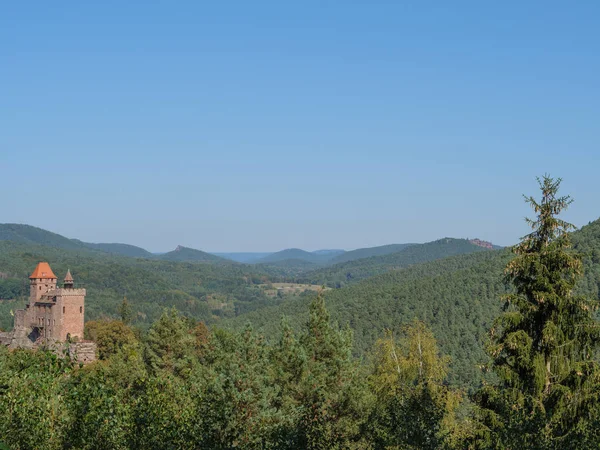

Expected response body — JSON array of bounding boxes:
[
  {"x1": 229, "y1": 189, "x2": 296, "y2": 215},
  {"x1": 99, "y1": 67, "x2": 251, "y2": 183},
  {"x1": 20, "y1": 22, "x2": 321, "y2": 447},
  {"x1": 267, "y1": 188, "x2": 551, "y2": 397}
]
[{"x1": 0, "y1": 262, "x2": 96, "y2": 363}]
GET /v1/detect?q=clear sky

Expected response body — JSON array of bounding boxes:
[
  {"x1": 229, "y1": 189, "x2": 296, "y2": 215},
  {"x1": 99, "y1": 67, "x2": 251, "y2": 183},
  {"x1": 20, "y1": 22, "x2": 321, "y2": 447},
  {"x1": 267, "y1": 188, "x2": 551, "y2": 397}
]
[{"x1": 2, "y1": 1, "x2": 599, "y2": 252}]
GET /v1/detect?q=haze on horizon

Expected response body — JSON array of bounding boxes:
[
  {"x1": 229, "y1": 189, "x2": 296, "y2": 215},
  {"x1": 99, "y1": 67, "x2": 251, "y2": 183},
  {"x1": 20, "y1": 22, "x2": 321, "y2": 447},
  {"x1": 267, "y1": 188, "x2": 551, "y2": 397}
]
[{"x1": 2, "y1": 2, "x2": 599, "y2": 253}]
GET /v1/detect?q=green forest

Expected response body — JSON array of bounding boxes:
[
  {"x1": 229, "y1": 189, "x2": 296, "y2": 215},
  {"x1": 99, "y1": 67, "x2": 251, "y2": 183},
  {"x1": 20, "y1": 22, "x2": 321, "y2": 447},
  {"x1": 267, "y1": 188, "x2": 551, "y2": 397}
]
[
  {"x1": 2, "y1": 176, "x2": 600, "y2": 448},
  {"x1": 0, "y1": 229, "x2": 490, "y2": 332}
]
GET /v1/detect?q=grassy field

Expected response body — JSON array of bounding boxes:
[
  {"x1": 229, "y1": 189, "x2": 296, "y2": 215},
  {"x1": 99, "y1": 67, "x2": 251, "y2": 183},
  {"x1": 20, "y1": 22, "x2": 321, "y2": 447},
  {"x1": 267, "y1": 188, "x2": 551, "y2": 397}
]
[{"x1": 260, "y1": 282, "x2": 328, "y2": 297}]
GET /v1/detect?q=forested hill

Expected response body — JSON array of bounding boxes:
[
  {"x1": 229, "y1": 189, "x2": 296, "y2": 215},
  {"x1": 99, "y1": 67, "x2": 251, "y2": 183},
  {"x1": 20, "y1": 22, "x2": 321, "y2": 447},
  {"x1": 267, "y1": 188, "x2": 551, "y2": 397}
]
[
  {"x1": 0, "y1": 224, "x2": 224, "y2": 261},
  {"x1": 0, "y1": 240, "x2": 276, "y2": 331},
  {"x1": 73, "y1": 241, "x2": 153, "y2": 258},
  {"x1": 0, "y1": 224, "x2": 152, "y2": 258},
  {"x1": 329, "y1": 243, "x2": 415, "y2": 263},
  {"x1": 257, "y1": 248, "x2": 343, "y2": 264},
  {"x1": 298, "y1": 237, "x2": 491, "y2": 287},
  {"x1": 157, "y1": 245, "x2": 226, "y2": 262},
  {"x1": 226, "y1": 218, "x2": 600, "y2": 388},
  {"x1": 252, "y1": 258, "x2": 320, "y2": 278},
  {"x1": 0, "y1": 223, "x2": 86, "y2": 250},
  {"x1": 212, "y1": 252, "x2": 271, "y2": 263},
  {"x1": 226, "y1": 249, "x2": 511, "y2": 387}
]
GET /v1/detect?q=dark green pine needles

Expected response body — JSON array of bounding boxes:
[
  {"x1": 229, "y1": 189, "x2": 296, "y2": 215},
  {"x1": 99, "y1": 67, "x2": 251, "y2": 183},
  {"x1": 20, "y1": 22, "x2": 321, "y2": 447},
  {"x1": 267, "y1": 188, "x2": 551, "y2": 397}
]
[{"x1": 476, "y1": 175, "x2": 600, "y2": 449}]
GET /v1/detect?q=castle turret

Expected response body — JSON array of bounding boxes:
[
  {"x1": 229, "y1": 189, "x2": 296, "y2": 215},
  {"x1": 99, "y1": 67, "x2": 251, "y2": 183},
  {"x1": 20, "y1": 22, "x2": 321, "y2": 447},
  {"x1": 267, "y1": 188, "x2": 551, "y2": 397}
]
[
  {"x1": 64, "y1": 269, "x2": 74, "y2": 289},
  {"x1": 29, "y1": 262, "x2": 57, "y2": 304}
]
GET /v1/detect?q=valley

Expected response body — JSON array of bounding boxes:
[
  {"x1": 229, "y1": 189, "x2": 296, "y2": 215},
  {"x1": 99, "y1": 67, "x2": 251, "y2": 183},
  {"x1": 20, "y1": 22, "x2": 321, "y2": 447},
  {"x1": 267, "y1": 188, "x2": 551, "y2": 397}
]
[
  {"x1": 2, "y1": 218, "x2": 600, "y2": 391},
  {"x1": 2, "y1": 182, "x2": 600, "y2": 448}
]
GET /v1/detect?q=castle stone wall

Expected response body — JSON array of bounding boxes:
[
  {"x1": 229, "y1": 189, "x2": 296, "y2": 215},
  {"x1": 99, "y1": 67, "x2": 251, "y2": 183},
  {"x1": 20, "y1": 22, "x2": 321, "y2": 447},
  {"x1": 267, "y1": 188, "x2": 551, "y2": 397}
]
[
  {"x1": 30, "y1": 278, "x2": 56, "y2": 304},
  {"x1": 0, "y1": 332, "x2": 12, "y2": 346},
  {"x1": 3, "y1": 264, "x2": 96, "y2": 363},
  {"x1": 58, "y1": 289, "x2": 86, "y2": 341},
  {"x1": 68, "y1": 342, "x2": 97, "y2": 363},
  {"x1": 14, "y1": 310, "x2": 25, "y2": 328}
]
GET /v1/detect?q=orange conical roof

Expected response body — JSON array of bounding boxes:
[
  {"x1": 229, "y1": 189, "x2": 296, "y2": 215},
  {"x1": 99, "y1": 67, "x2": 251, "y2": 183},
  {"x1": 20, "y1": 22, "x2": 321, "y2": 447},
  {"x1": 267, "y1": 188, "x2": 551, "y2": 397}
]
[
  {"x1": 64, "y1": 269, "x2": 74, "y2": 282},
  {"x1": 29, "y1": 262, "x2": 57, "y2": 279}
]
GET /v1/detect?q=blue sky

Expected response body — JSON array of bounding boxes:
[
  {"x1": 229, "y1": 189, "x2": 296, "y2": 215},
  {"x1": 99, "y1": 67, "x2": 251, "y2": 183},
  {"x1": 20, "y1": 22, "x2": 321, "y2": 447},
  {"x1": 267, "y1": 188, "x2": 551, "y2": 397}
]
[{"x1": 1, "y1": 1, "x2": 599, "y2": 252}]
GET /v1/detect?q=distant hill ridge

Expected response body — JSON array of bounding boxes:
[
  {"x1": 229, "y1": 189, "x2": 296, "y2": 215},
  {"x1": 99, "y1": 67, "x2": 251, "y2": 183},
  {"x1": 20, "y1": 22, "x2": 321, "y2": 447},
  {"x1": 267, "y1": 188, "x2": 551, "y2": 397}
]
[
  {"x1": 257, "y1": 248, "x2": 345, "y2": 265},
  {"x1": 225, "y1": 218, "x2": 600, "y2": 388},
  {"x1": 0, "y1": 224, "x2": 220, "y2": 262},
  {"x1": 212, "y1": 252, "x2": 272, "y2": 263},
  {"x1": 157, "y1": 245, "x2": 226, "y2": 263},
  {"x1": 329, "y1": 243, "x2": 416, "y2": 263},
  {"x1": 0, "y1": 223, "x2": 86, "y2": 251},
  {"x1": 72, "y1": 240, "x2": 153, "y2": 258},
  {"x1": 298, "y1": 237, "x2": 492, "y2": 287},
  {"x1": 0, "y1": 223, "x2": 500, "y2": 267}
]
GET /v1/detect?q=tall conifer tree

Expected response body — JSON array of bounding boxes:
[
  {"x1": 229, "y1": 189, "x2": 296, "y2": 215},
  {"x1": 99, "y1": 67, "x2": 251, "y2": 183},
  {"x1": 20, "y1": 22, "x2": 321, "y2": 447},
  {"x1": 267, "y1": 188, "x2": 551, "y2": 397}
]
[{"x1": 476, "y1": 175, "x2": 600, "y2": 448}]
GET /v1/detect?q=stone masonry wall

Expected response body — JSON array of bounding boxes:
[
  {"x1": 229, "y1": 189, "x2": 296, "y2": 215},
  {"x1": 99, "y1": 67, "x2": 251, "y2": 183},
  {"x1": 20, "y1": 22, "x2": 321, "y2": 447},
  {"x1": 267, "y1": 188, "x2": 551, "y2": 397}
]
[
  {"x1": 0, "y1": 332, "x2": 12, "y2": 346},
  {"x1": 58, "y1": 289, "x2": 86, "y2": 341}
]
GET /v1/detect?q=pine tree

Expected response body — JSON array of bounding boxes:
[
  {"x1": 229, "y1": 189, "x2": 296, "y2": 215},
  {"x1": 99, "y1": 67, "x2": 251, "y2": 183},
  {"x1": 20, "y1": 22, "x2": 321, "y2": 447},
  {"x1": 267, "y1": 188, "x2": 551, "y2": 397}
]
[
  {"x1": 476, "y1": 175, "x2": 600, "y2": 448},
  {"x1": 296, "y1": 292, "x2": 371, "y2": 449},
  {"x1": 119, "y1": 296, "x2": 133, "y2": 325},
  {"x1": 197, "y1": 325, "x2": 283, "y2": 449},
  {"x1": 144, "y1": 308, "x2": 195, "y2": 378}
]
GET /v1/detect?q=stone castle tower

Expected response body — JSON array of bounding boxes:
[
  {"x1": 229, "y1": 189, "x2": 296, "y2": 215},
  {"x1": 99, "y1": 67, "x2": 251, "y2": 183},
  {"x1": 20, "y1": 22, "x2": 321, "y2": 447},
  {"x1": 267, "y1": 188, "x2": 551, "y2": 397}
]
[{"x1": 14, "y1": 262, "x2": 86, "y2": 342}]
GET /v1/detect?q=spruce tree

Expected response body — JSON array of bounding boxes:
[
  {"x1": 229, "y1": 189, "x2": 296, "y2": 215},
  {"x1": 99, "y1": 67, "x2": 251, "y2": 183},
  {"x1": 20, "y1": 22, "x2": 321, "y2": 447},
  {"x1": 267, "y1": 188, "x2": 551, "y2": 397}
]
[
  {"x1": 144, "y1": 308, "x2": 195, "y2": 378},
  {"x1": 296, "y1": 292, "x2": 371, "y2": 449},
  {"x1": 119, "y1": 296, "x2": 133, "y2": 325},
  {"x1": 476, "y1": 175, "x2": 600, "y2": 448}
]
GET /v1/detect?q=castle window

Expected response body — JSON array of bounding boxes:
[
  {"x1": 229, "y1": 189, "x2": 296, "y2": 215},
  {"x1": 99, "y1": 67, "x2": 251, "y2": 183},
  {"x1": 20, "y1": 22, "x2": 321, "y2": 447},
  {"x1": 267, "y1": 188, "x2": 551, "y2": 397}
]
[
  {"x1": 80, "y1": 306, "x2": 83, "y2": 314},
  {"x1": 63, "y1": 306, "x2": 65, "y2": 314},
  {"x1": 39, "y1": 286, "x2": 42, "y2": 290}
]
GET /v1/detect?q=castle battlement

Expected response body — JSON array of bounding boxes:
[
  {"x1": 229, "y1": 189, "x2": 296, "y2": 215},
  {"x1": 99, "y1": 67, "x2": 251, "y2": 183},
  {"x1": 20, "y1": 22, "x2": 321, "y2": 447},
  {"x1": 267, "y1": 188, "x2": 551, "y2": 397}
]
[{"x1": 50, "y1": 288, "x2": 87, "y2": 297}]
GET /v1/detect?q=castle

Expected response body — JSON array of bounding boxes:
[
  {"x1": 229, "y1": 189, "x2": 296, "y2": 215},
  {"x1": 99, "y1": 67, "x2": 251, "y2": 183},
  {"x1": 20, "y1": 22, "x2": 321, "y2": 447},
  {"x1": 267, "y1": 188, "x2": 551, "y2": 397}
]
[{"x1": 0, "y1": 262, "x2": 96, "y2": 362}]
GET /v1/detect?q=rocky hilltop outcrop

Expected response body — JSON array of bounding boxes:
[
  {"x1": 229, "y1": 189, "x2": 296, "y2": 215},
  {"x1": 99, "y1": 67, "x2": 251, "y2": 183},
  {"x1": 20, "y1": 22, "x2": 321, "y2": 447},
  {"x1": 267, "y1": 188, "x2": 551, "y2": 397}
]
[{"x1": 468, "y1": 238, "x2": 494, "y2": 249}]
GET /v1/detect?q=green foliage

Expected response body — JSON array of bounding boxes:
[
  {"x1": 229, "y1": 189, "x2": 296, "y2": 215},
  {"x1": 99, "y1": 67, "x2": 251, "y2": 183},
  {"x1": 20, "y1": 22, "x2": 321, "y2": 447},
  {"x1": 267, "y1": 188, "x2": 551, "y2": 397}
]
[
  {"x1": 3, "y1": 183, "x2": 600, "y2": 447},
  {"x1": 132, "y1": 375, "x2": 199, "y2": 449},
  {"x1": 226, "y1": 249, "x2": 511, "y2": 388},
  {"x1": 0, "y1": 239, "x2": 274, "y2": 328},
  {"x1": 78, "y1": 241, "x2": 153, "y2": 258},
  {"x1": 294, "y1": 293, "x2": 372, "y2": 449},
  {"x1": 119, "y1": 297, "x2": 133, "y2": 325},
  {"x1": 197, "y1": 326, "x2": 285, "y2": 448},
  {"x1": 299, "y1": 238, "x2": 491, "y2": 288},
  {"x1": 157, "y1": 245, "x2": 226, "y2": 262},
  {"x1": 144, "y1": 308, "x2": 196, "y2": 378},
  {"x1": 0, "y1": 223, "x2": 85, "y2": 250},
  {"x1": 0, "y1": 223, "x2": 152, "y2": 258},
  {"x1": 0, "y1": 349, "x2": 74, "y2": 449},
  {"x1": 329, "y1": 243, "x2": 415, "y2": 264},
  {"x1": 84, "y1": 320, "x2": 138, "y2": 360},
  {"x1": 255, "y1": 258, "x2": 320, "y2": 278},
  {"x1": 227, "y1": 217, "x2": 600, "y2": 390},
  {"x1": 368, "y1": 322, "x2": 470, "y2": 449},
  {"x1": 257, "y1": 248, "x2": 341, "y2": 265},
  {"x1": 0, "y1": 278, "x2": 26, "y2": 300},
  {"x1": 64, "y1": 356, "x2": 141, "y2": 449},
  {"x1": 475, "y1": 176, "x2": 600, "y2": 448}
]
